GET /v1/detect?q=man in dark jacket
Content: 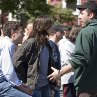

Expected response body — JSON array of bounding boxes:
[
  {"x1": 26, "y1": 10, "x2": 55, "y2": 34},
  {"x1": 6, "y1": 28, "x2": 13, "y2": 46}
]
[
  {"x1": 48, "y1": 1, "x2": 97, "y2": 97},
  {"x1": 47, "y1": 23, "x2": 64, "y2": 97}
]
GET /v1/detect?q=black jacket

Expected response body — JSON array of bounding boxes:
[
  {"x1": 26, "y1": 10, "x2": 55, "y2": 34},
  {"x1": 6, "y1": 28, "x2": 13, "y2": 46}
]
[
  {"x1": 13, "y1": 38, "x2": 40, "y2": 88},
  {"x1": 13, "y1": 38, "x2": 61, "y2": 90}
]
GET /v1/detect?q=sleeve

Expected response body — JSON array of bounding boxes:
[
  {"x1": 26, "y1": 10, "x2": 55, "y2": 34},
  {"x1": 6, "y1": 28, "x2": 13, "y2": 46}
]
[
  {"x1": 13, "y1": 39, "x2": 35, "y2": 69},
  {"x1": 13, "y1": 39, "x2": 35, "y2": 83},
  {"x1": 13, "y1": 43, "x2": 28, "y2": 69},
  {"x1": 69, "y1": 29, "x2": 93, "y2": 69},
  {"x1": 1, "y1": 44, "x2": 22, "y2": 86}
]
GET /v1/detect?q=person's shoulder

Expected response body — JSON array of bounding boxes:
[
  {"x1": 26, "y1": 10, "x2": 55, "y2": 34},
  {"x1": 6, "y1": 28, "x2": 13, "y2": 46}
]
[
  {"x1": 26, "y1": 38, "x2": 36, "y2": 44},
  {"x1": 59, "y1": 38, "x2": 69, "y2": 46},
  {"x1": 23, "y1": 38, "x2": 35, "y2": 46},
  {"x1": 17, "y1": 38, "x2": 36, "y2": 52},
  {"x1": 47, "y1": 40, "x2": 53, "y2": 47},
  {"x1": 81, "y1": 25, "x2": 96, "y2": 35},
  {"x1": 1, "y1": 37, "x2": 15, "y2": 48}
]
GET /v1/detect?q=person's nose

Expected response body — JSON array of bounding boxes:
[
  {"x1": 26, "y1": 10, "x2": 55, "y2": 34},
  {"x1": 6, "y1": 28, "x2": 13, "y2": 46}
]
[{"x1": 79, "y1": 14, "x2": 82, "y2": 20}]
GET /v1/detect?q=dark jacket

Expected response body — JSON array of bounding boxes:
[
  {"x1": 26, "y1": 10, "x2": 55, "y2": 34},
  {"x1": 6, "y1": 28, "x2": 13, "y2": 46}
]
[
  {"x1": 69, "y1": 19, "x2": 97, "y2": 91},
  {"x1": 13, "y1": 38, "x2": 60, "y2": 90},
  {"x1": 47, "y1": 40, "x2": 61, "y2": 90},
  {"x1": 47, "y1": 40, "x2": 61, "y2": 73},
  {"x1": 13, "y1": 38, "x2": 40, "y2": 89}
]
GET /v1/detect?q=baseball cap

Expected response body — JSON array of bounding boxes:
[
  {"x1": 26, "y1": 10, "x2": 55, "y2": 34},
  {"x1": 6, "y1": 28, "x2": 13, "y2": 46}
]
[{"x1": 76, "y1": 0, "x2": 97, "y2": 13}]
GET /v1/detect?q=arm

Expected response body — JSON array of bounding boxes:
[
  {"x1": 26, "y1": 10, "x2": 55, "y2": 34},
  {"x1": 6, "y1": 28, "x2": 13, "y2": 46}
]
[
  {"x1": 47, "y1": 63, "x2": 74, "y2": 81},
  {"x1": 13, "y1": 38, "x2": 35, "y2": 71},
  {"x1": 13, "y1": 44, "x2": 28, "y2": 83},
  {"x1": 70, "y1": 29, "x2": 92, "y2": 69},
  {"x1": 48, "y1": 28, "x2": 92, "y2": 81},
  {"x1": 1, "y1": 43, "x2": 32, "y2": 95},
  {"x1": 13, "y1": 39, "x2": 35, "y2": 83},
  {"x1": 1, "y1": 44, "x2": 22, "y2": 86}
]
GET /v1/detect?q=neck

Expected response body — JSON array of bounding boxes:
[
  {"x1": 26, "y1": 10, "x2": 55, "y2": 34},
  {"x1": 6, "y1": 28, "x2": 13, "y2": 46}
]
[{"x1": 49, "y1": 36, "x2": 58, "y2": 44}]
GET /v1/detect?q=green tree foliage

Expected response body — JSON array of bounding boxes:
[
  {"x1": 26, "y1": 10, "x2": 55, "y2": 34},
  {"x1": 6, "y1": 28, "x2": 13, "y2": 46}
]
[
  {"x1": 0, "y1": 0, "x2": 75, "y2": 24},
  {"x1": 0, "y1": 0, "x2": 52, "y2": 25},
  {"x1": 0, "y1": 0, "x2": 20, "y2": 14},
  {"x1": 50, "y1": 4, "x2": 75, "y2": 23},
  {"x1": 20, "y1": 0, "x2": 52, "y2": 17},
  {"x1": 0, "y1": 0, "x2": 52, "y2": 18}
]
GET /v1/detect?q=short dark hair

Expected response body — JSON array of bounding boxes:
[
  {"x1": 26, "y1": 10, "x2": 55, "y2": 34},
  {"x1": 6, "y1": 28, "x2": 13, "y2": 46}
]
[
  {"x1": 2, "y1": 21, "x2": 23, "y2": 37},
  {"x1": 48, "y1": 23, "x2": 64, "y2": 35},
  {"x1": 86, "y1": 8, "x2": 97, "y2": 19}
]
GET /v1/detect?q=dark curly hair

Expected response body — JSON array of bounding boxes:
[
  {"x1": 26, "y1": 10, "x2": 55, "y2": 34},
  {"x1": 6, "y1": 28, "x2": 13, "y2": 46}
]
[
  {"x1": 2, "y1": 21, "x2": 23, "y2": 38},
  {"x1": 31, "y1": 15, "x2": 54, "y2": 46}
]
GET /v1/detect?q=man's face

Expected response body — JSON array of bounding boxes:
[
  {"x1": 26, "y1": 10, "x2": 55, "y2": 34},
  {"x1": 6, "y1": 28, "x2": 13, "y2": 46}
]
[
  {"x1": 64, "y1": 30, "x2": 70, "y2": 39},
  {"x1": 12, "y1": 29, "x2": 24, "y2": 45},
  {"x1": 79, "y1": 9, "x2": 91, "y2": 27}
]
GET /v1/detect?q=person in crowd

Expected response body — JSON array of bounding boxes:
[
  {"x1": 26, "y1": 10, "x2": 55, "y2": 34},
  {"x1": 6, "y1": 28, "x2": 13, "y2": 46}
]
[
  {"x1": 0, "y1": 21, "x2": 32, "y2": 97},
  {"x1": 13, "y1": 15, "x2": 56, "y2": 97},
  {"x1": 58, "y1": 25, "x2": 72, "y2": 47},
  {"x1": 63, "y1": 25, "x2": 72, "y2": 39},
  {"x1": 48, "y1": 1, "x2": 97, "y2": 97},
  {"x1": 23, "y1": 22, "x2": 33, "y2": 42},
  {"x1": 58, "y1": 25, "x2": 75, "y2": 97},
  {"x1": 47, "y1": 23, "x2": 64, "y2": 97},
  {"x1": 69, "y1": 25, "x2": 82, "y2": 44},
  {"x1": 58, "y1": 25, "x2": 81, "y2": 97}
]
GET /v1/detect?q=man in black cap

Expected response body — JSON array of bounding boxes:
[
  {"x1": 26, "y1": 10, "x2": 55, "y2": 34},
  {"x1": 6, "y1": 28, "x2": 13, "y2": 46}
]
[{"x1": 48, "y1": 1, "x2": 97, "y2": 97}]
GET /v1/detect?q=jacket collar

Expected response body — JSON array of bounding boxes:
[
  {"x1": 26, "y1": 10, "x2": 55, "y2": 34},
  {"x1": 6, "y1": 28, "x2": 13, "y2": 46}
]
[{"x1": 85, "y1": 19, "x2": 97, "y2": 27}]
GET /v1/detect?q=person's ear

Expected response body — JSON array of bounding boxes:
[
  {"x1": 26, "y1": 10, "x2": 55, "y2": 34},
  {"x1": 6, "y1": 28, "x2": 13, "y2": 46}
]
[
  {"x1": 11, "y1": 31, "x2": 15, "y2": 38},
  {"x1": 89, "y1": 12, "x2": 94, "y2": 19}
]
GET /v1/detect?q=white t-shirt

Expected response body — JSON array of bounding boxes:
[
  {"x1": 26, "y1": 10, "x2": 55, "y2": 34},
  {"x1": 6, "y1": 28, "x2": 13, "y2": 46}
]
[{"x1": 58, "y1": 36, "x2": 75, "y2": 85}]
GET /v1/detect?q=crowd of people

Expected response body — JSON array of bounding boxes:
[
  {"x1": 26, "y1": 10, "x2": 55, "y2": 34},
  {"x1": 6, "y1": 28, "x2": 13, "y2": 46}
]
[{"x1": 0, "y1": 0, "x2": 97, "y2": 97}]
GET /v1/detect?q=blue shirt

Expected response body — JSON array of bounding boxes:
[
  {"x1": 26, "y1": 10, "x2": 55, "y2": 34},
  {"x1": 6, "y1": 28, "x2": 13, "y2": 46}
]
[
  {"x1": 0, "y1": 36, "x2": 22, "y2": 86},
  {"x1": 36, "y1": 45, "x2": 49, "y2": 88}
]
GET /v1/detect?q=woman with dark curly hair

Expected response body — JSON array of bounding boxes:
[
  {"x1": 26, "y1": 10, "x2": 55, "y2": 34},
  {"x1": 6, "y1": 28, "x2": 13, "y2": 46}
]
[{"x1": 13, "y1": 15, "x2": 55, "y2": 97}]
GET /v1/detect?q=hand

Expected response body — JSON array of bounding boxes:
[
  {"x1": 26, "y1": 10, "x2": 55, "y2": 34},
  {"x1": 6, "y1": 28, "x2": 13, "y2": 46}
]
[
  {"x1": 47, "y1": 67, "x2": 59, "y2": 81},
  {"x1": 16, "y1": 83, "x2": 32, "y2": 96}
]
